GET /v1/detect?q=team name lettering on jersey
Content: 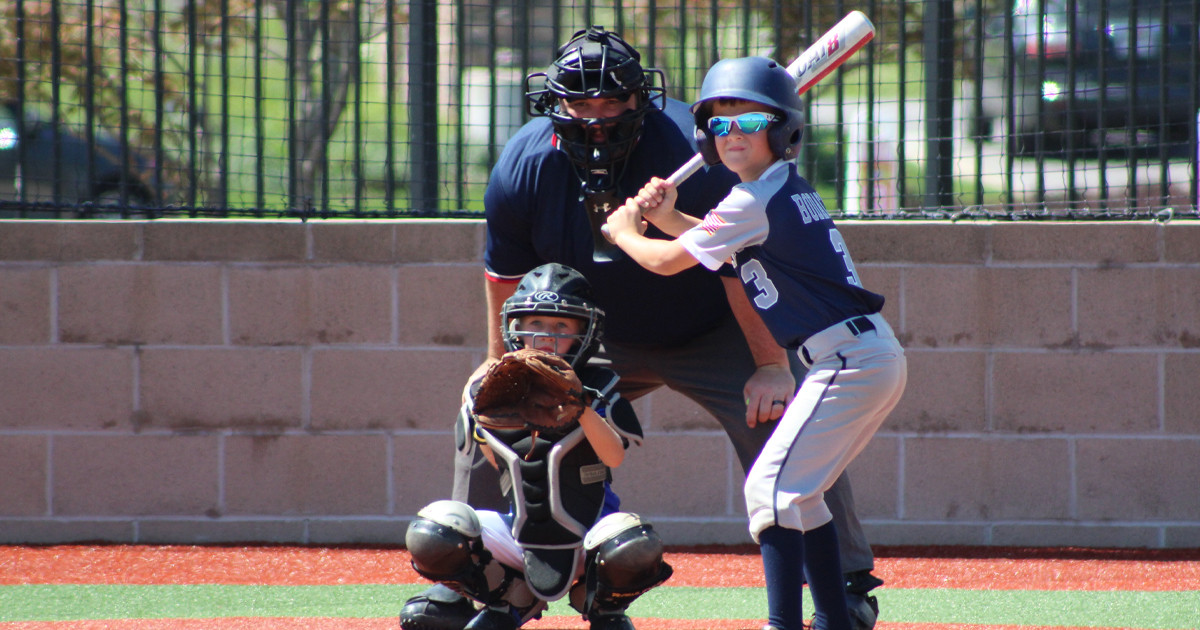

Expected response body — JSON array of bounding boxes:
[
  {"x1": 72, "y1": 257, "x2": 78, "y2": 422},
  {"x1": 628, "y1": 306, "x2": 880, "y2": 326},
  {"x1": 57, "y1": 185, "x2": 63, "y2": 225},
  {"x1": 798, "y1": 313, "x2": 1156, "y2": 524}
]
[{"x1": 791, "y1": 193, "x2": 831, "y2": 224}]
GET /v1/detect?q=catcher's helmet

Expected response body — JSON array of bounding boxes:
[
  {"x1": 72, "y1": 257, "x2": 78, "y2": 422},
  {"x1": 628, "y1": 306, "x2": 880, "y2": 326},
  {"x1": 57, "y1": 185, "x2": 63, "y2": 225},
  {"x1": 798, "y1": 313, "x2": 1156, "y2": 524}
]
[
  {"x1": 502, "y1": 263, "x2": 604, "y2": 369},
  {"x1": 525, "y1": 26, "x2": 665, "y2": 192},
  {"x1": 691, "y1": 56, "x2": 805, "y2": 163}
]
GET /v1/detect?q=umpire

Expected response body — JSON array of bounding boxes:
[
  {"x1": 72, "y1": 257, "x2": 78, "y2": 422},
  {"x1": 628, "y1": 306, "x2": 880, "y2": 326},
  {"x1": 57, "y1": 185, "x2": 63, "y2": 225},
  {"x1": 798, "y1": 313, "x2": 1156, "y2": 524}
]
[{"x1": 412, "y1": 26, "x2": 882, "y2": 630}]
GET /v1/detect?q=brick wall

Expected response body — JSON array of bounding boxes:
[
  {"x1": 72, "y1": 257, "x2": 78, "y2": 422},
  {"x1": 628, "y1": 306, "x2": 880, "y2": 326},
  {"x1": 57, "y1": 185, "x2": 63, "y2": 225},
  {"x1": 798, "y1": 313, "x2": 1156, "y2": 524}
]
[{"x1": 1, "y1": 219, "x2": 1198, "y2": 548}]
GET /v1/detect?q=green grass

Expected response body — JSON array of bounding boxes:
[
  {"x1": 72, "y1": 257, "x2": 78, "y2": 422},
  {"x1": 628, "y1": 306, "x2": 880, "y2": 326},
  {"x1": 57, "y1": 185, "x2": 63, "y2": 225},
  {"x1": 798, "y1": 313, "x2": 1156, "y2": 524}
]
[
  {"x1": 1, "y1": 585, "x2": 1196, "y2": 628},
  {"x1": 0, "y1": 584, "x2": 423, "y2": 621}
]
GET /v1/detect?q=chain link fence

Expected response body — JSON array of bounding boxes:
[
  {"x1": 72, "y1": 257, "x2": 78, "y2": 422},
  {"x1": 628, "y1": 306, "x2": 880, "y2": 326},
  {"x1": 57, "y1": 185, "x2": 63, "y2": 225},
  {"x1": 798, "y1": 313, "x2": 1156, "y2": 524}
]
[{"x1": 2, "y1": 0, "x2": 1197, "y2": 220}]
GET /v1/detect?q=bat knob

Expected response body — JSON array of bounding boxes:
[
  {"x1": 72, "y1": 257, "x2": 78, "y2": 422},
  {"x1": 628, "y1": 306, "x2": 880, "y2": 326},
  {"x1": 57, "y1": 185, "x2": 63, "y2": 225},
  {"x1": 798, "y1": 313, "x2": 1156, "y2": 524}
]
[{"x1": 600, "y1": 224, "x2": 614, "y2": 243}]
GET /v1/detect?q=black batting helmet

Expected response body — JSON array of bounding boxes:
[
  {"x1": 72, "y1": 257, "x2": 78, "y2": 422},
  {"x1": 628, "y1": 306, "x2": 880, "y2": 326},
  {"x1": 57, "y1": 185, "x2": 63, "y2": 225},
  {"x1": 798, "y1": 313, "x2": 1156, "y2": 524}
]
[
  {"x1": 525, "y1": 26, "x2": 665, "y2": 192},
  {"x1": 691, "y1": 56, "x2": 805, "y2": 164},
  {"x1": 501, "y1": 263, "x2": 605, "y2": 369}
]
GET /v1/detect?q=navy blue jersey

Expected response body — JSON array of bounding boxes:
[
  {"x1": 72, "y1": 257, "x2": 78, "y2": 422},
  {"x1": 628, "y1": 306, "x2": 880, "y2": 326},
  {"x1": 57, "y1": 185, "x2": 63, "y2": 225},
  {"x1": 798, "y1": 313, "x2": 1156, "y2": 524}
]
[
  {"x1": 679, "y1": 161, "x2": 885, "y2": 349},
  {"x1": 484, "y1": 99, "x2": 742, "y2": 346}
]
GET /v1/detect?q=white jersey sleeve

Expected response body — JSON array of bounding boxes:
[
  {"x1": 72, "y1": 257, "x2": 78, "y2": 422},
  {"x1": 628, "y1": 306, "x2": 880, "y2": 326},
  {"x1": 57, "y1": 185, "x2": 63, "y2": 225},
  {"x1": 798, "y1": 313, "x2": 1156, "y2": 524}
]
[{"x1": 678, "y1": 165, "x2": 781, "y2": 271}]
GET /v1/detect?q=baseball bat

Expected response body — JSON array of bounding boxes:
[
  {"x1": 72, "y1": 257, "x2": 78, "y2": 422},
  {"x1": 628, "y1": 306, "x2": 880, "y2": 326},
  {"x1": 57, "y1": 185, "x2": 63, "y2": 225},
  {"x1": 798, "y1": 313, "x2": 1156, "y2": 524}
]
[{"x1": 665, "y1": 10, "x2": 876, "y2": 186}]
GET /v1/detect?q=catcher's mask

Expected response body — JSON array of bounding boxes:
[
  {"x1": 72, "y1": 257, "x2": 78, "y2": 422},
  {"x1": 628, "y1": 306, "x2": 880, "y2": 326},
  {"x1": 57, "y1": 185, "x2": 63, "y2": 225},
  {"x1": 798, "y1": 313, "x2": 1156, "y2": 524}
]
[
  {"x1": 524, "y1": 26, "x2": 665, "y2": 192},
  {"x1": 691, "y1": 56, "x2": 805, "y2": 164},
  {"x1": 502, "y1": 263, "x2": 604, "y2": 369}
]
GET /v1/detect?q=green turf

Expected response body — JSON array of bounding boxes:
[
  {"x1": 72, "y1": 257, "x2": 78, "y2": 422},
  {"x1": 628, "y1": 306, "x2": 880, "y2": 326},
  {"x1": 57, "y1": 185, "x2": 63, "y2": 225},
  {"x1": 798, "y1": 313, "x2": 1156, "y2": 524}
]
[
  {"x1": 0, "y1": 585, "x2": 1196, "y2": 629},
  {"x1": 0, "y1": 584, "x2": 423, "y2": 620},
  {"x1": 877, "y1": 589, "x2": 1198, "y2": 629}
]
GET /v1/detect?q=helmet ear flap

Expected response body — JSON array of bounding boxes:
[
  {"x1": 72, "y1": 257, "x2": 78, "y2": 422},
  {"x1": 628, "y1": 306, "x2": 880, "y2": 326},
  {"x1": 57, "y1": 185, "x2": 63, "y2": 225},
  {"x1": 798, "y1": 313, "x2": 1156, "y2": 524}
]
[{"x1": 769, "y1": 110, "x2": 805, "y2": 160}]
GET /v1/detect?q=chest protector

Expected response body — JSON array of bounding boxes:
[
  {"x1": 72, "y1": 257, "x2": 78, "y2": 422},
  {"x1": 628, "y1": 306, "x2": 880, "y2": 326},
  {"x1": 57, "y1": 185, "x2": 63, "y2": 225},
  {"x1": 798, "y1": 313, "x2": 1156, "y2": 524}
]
[{"x1": 476, "y1": 366, "x2": 640, "y2": 601}]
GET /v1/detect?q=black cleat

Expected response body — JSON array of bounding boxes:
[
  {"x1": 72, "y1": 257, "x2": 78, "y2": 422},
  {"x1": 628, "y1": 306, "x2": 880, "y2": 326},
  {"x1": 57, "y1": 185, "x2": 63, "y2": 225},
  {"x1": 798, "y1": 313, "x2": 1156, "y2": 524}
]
[
  {"x1": 844, "y1": 569, "x2": 883, "y2": 630},
  {"x1": 589, "y1": 612, "x2": 636, "y2": 630},
  {"x1": 845, "y1": 591, "x2": 879, "y2": 630}
]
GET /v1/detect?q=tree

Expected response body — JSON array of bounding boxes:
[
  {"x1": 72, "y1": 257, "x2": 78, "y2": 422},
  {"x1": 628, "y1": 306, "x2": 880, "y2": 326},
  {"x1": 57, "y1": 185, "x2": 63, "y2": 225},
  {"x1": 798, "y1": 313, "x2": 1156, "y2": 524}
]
[
  {"x1": 269, "y1": 0, "x2": 395, "y2": 211},
  {"x1": 0, "y1": 0, "x2": 393, "y2": 211}
]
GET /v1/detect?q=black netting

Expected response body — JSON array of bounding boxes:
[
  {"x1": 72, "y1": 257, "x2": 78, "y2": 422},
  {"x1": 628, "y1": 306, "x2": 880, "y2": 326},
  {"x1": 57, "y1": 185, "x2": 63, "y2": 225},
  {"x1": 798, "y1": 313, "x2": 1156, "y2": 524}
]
[{"x1": 1, "y1": 0, "x2": 1197, "y2": 220}]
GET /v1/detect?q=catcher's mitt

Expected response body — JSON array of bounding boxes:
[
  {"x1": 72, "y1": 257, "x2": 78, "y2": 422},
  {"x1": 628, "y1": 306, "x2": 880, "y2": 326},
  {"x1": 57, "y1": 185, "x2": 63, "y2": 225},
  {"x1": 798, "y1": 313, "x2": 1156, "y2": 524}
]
[{"x1": 472, "y1": 348, "x2": 588, "y2": 432}]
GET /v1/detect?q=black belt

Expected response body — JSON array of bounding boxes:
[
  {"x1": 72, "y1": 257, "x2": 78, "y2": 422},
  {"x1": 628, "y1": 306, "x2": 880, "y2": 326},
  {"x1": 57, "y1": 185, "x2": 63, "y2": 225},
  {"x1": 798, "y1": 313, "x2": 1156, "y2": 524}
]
[
  {"x1": 845, "y1": 315, "x2": 876, "y2": 336},
  {"x1": 800, "y1": 316, "x2": 876, "y2": 366}
]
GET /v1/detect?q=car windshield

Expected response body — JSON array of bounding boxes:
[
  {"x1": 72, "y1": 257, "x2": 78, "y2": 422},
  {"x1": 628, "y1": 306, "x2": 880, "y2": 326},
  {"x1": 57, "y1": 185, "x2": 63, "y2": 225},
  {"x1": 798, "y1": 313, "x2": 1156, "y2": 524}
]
[
  {"x1": 1013, "y1": 0, "x2": 1191, "y2": 60},
  {"x1": 1102, "y1": 0, "x2": 1168, "y2": 60}
]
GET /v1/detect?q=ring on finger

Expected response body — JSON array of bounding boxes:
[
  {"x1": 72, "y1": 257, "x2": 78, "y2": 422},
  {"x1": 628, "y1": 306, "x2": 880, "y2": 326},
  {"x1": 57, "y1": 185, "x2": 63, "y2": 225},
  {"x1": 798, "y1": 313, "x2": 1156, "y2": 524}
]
[{"x1": 771, "y1": 400, "x2": 786, "y2": 406}]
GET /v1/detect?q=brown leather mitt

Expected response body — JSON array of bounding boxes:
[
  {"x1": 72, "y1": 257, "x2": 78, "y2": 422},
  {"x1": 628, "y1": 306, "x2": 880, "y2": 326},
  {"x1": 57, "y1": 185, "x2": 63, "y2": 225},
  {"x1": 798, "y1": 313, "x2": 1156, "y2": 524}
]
[{"x1": 472, "y1": 348, "x2": 587, "y2": 432}]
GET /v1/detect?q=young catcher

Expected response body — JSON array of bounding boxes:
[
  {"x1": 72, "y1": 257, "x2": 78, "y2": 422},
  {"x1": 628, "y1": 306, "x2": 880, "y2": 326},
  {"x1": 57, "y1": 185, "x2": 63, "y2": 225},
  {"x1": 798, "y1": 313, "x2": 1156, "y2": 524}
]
[
  {"x1": 604, "y1": 57, "x2": 907, "y2": 630},
  {"x1": 401, "y1": 263, "x2": 670, "y2": 630}
]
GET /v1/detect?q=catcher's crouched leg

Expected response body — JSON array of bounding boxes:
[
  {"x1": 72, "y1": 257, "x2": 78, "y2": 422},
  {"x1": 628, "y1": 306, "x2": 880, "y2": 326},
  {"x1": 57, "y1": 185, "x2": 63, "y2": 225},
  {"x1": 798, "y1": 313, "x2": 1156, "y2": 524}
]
[
  {"x1": 404, "y1": 501, "x2": 546, "y2": 630},
  {"x1": 402, "y1": 500, "x2": 487, "y2": 630},
  {"x1": 571, "y1": 513, "x2": 673, "y2": 629}
]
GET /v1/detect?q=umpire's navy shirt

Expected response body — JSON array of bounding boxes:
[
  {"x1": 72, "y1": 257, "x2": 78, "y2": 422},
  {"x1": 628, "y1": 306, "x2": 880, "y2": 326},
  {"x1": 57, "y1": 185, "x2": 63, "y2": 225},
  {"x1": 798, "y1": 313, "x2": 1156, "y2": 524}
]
[{"x1": 484, "y1": 98, "x2": 742, "y2": 347}]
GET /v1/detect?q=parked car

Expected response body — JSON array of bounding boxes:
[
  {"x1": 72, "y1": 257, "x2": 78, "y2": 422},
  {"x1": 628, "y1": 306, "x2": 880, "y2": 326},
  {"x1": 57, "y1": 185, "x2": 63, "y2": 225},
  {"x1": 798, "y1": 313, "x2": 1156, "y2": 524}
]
[
  {"x1": 977, "y1": 0, "x2": 1199, "y2": 155},
  {"x1": 0, "y1": 102, "x2": 160, "y2": 213}
]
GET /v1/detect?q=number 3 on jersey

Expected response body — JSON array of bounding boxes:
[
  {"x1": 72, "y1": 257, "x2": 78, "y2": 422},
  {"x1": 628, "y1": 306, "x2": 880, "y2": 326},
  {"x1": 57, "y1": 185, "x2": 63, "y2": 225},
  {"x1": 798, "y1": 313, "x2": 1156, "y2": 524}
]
[
  {"x1": 741, "y1": 228, "x2": 862, "y2": 309},
  {"x1": 739, "y1": 259, "x2": 778, "y2": 309},
  {"x1": 830, "y1": 228, "x2": 863, "y2": 287}
]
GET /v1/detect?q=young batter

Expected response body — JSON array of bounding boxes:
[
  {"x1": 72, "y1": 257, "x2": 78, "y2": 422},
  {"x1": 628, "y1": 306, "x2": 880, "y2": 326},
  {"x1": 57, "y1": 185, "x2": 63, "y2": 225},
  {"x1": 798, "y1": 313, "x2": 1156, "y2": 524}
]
[{"x1": 604, "y1": 56, "x2": 907, "y2": 630}]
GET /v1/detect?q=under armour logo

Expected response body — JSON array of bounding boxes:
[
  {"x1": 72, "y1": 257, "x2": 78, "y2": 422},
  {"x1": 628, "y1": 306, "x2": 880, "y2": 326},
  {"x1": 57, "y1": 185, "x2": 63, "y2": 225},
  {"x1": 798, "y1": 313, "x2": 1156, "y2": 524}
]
[{"x1": 592, "y1": 202, "x2": 611, "y2": 214}]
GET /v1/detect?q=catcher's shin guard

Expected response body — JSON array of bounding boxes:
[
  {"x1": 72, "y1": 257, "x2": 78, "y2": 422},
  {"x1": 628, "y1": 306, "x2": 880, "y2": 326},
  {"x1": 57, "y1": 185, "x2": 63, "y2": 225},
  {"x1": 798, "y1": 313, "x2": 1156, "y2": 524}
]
[{"x1": 576, "y1": 513, "x2": 673, "y2": 620}]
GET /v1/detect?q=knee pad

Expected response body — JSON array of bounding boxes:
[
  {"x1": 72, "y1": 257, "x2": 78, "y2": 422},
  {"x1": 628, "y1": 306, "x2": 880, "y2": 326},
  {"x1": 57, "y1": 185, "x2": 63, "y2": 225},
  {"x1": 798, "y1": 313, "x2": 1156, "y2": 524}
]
[
  {"x1": 407, "y1": 500, "x2": 535, "y2": 611},
  {"x1": 579, "y1": 512, "x2": 673, "y2": 616},
  {"x1": 406, "y1": 500, "x2": 491, "y2": 591}
]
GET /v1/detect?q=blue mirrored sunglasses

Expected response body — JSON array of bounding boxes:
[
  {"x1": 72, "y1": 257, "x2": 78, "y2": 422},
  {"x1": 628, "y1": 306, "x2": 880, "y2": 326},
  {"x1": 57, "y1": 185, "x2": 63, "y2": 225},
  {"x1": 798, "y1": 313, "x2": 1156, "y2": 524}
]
[{"x1": 707, "y1": 112, "x2": 780, "y2": 136}]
